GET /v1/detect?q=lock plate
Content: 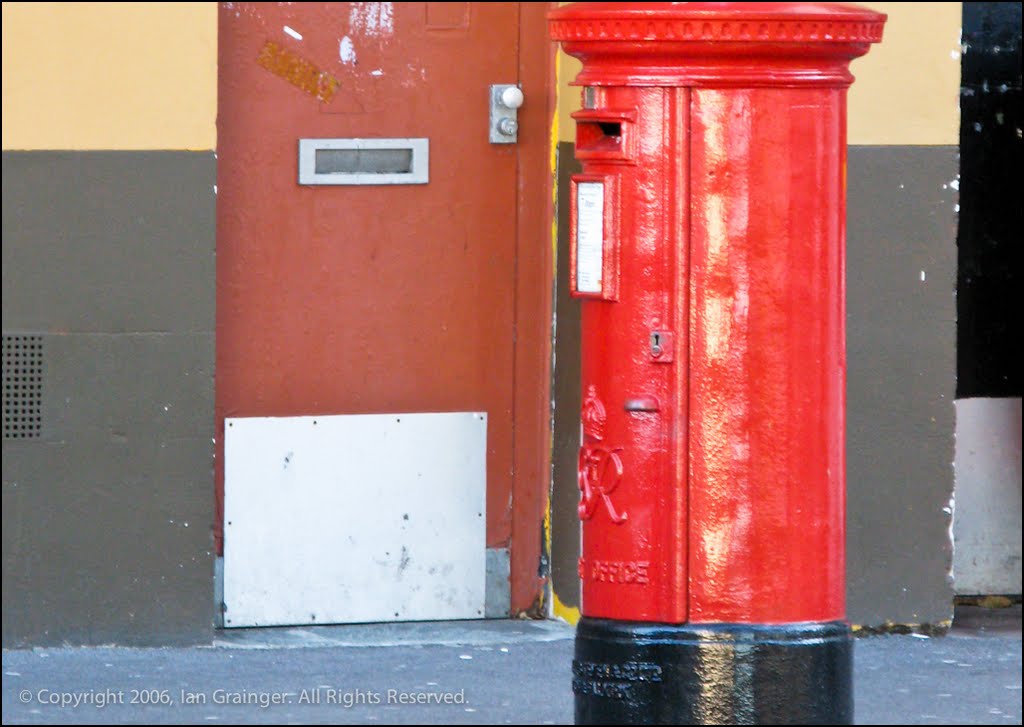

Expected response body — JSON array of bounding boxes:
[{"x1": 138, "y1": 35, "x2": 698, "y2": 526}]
[
  {"x1": 489, "y1": 84, "x2": 520, "y2": 144},
  {"x1": 650, "y1": 330, "x2": 674, "y2": 363}
]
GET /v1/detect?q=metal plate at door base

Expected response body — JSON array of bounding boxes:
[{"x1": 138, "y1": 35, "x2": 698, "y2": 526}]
[{"x1": 223, "y1": 412, "x2": 487, "y2": 627}]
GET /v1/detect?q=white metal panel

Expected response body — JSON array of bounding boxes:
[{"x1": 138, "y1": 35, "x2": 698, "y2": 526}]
[
  {"x1": 223, "y1": 412, "x2": 487, "y2": 627},
  {"x1": 953, "y1": 397, "x2": 1023, "y2": 595}
]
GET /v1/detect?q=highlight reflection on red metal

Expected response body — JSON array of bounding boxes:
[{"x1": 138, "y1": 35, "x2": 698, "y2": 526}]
[{"x1": 555, "y1": 2, "x2": 886, "y2": 626}]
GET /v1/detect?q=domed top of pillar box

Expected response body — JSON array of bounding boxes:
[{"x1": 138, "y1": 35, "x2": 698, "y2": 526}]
[{"x1": 548, "y1": 2, "x2": 886, "y2": 87}]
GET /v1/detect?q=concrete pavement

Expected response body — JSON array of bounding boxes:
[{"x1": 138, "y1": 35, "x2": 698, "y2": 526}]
[{"x1": 2, "y1": 606, "x2": 1020, "y2": 725}]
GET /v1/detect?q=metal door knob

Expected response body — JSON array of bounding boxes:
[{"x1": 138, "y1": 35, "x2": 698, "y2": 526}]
[{"x1": 500, "y1": 86, "x2": 524, "y2": 109}]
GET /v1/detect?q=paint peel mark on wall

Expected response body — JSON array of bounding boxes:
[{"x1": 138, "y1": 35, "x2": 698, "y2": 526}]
[
  {"x1": 257, "y1": 41, "x2": 340, "y2": 103},
  {"x1": 225, "y1": 3, "x2": 261, "y2": 21},
  {"x1": 349, "y1": 3, "x2": 394, "y2": 38},
  {"x1": 339, "y1": 36, "x2": 357, "y2": 65},
  {"x1": 400, "y1": 63, "x2": 426, "y2": 89},
  {"x1": 946, "y1": 490, "x2": 956, "y2": 588}
]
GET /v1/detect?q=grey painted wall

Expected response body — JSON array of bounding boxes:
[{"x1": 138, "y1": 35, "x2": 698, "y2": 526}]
[
  {"x1": 550, "y1": 143, "x2": 583, "y2": 612},
  {"x1": 845, "y1": 146, "x2": 958, "y2": 627},
  {"x1": 0, "y1": 144, "x2": 960, "y2": 643},
  {"x1": 551, "y1": 145, "x2": 959, "y2": 627},
  {"x1": 2, "y1": 151, "x2": 216, "y2": 647}
]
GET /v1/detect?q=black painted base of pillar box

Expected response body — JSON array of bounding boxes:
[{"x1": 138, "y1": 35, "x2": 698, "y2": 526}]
[{"x1": 573, "y1": 617, "x2": 853, "y2": 725}]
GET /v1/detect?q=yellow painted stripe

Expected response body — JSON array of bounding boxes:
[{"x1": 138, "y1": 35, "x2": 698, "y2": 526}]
[
  {"x1": 552, "y1": 588, "x2": 581, "y2": 626},
  {"x1": 2, "y1": 2, "x2": 217, "y2": 150},
  {"x1": 552, "y1": 49, "x2": 562, "y2": 262},
  {"x1": 2, "y1": 2, "x2": 961, "y2": 149}
]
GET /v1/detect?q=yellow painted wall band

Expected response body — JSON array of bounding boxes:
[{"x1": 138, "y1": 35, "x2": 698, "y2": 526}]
[{"x1": 2, "y1": 2, "x2": 217, "y2": 150}]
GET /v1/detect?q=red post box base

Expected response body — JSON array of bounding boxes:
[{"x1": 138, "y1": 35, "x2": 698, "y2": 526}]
[{"x1": 573, "y1": 618, "x2": 853, "y2": 725}]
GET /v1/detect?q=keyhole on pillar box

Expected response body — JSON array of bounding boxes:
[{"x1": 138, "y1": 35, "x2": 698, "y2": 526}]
[{"x1": 651, "y1": 332, "x2": 663, "y2": 358}]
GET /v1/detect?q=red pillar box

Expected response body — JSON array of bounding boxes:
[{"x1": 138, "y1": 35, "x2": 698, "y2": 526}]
[{"x1": 550, "y1": 3, "x2": 885, "y2": 724}]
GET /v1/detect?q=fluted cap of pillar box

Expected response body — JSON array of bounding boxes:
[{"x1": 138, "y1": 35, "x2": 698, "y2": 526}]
[{"x1": 549, "y1": 2, "x2": 887, "y2": 87}]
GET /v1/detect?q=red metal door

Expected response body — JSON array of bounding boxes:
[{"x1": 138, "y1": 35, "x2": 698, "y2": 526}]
[{"x1": 216, "y1": 2, "x2": 551, "y2": 615}]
